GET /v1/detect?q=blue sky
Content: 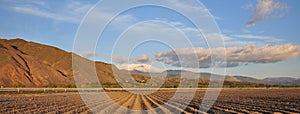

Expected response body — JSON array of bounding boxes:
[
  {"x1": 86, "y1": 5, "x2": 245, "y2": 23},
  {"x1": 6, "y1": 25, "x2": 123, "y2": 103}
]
[{"x1": 0, "y1": 0, "x2": 299, "y2": 79}]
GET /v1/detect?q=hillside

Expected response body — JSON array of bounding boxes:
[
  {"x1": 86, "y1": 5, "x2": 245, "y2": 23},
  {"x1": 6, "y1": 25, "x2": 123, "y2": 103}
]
[
  {"x1": 0, "y1": 38, "x2": 121, "y2": 87},
  {"x1": 0, "y1": 40, "x2": 73, "y2": 87},
  {"x1": 0, "y1": 38, "x2": 169, "y2": 87},
  {"x1": 0, "y1": 38, "x2": 298, "y2": 88}
]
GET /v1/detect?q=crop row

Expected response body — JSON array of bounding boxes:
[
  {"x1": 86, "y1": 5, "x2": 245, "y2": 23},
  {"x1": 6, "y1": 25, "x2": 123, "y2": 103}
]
[{"x1": 0, "y1": 88, "x2": 299, "y2": 113}]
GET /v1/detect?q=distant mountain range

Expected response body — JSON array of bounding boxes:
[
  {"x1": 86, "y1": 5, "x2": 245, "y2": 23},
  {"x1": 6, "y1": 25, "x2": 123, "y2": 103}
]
[
  {"x1": 0, "y1": 38, "x2": 299, "y2": 87},
  {"x1": 118, "y1": 64, "x2": 164, "y2": 73},
  {"x1": 130, "y1": 70, "x2": 300, "y2": 86},
  {"x1": 262, "y1": 77, "x2": 300, "y2": 85}
]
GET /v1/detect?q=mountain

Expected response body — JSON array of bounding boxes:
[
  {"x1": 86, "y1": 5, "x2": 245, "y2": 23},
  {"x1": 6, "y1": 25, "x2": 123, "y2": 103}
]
[
  {"x1": 130, "y1": 70, "x2": 243, "y2": 86},
  {"x1": 232, "y1": 76, "x2": 300, "y2": 86},
  {"x1": 0, "y1": 38, "x2": 298, "y2": 87},
  {"x1": 263, "y1": 77, "x2": 300, "y2": 85},
  {"x1": 117, "y1": 64, "x2": 164, "y2": 73},
  {"x1": 0, "y1": 39, "x2": 73, "y2": 87},
  {"x1": 161, "y1": 70, "x2": 240, "y2": 82},
  {"x1": 0, "y1": 38, "x2": 121, "y2": 87},
  {"x1": 233, "y1": 76, "x2": 266, "y2": 84},
  {"x1": 131, "y1": 70, "x2": 300, "y2": 86},
  {"x1": 0, "y1": 38, "x2": 169, "y2": 88}
]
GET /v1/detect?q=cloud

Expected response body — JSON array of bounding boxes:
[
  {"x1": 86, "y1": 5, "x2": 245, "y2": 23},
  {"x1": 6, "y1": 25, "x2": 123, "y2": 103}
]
[
  {"x1": 245, "y1": 0, "x2": 288, "y2": 27},
  {"x1": 155, "y1": 44, "x2": 300, "y2": 68},
  {"x1": 81, "y1": 51, "x2": 96, "y2": 58},
  {"x1": 231, "y1": 34, "x2": 283, "y2": 42},
  {"x1": 203, "y1": 32, "x2": 284, "y2": 47},
  {"x1": 112, "y1": 55, "x2": 151, "y2": 64},
  {"x1": 114, "y1": 20, "x2": 210, "y2": 48},
  {"x1": 132, "y1": 55, "x2": 151, "y2": 63},
  {"x1": 13, "y1": 6, "x2": 78, "y2": 23},
  {"x1": 0, "y1": 0, "x2": 46, "y2": 6},
  {"x1": 4, "y1": 1, "x2": 93, "y2": 23},
  {"x1": 117, "y1": 64, "x2": 164, "y2": 73},
  {"x1": 205, "y1": 33, "x2": 233, "y2": 41}
]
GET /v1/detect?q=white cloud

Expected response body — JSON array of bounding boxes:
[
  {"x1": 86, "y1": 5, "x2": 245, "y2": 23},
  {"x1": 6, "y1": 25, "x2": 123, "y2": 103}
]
[
  {"x1": 0, "y1": 0, "x2": 46, "y2": 6},
  {"x1": 132, "y1": 55, "x2": 151, "y2": 63},
  {"x1": 202, "y1": 32, "x2": 283, "y2": 47},
  {"x1": 81, "y1": 51, "x2": 96, "y2": 58},
  {"x1": 225, "y1": 41, "x2": 264, "y2": 48},
  {"x1": 155, "y1": 44, "x2": 300, "y2": 68},
  {"x1": 205, "y1": 33, "x2": 232, "y2": 41},
  {"x1": 231, "y1": 34, "x2": 283, "y2": 42},
  {"x1": 112, "y1": 55, "x2": 151, "y2": 64},
  {"x1": 245, "y1": 0, "x2": 288, "y2": 27},
  {"x1": 117, "y1": 64, "x2": 164, "y2": 73},
  {"x1": 13, "y1": 6, "x2": 79, "y2": 23},
  {"x1": 169, "y1": 0, "x2": 206, "y2": 12},
  {"x1": 111, "y1": 20, "x2": 206, "y2": 49},
  {"x1": 6, "y1": 1, "x2": 93, "y2": 23}
]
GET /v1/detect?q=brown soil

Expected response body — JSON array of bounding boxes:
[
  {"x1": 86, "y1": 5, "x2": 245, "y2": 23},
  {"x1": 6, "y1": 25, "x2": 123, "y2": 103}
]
[{"x1": 0, "y1": 88, "x2": 299, "y2": 113}]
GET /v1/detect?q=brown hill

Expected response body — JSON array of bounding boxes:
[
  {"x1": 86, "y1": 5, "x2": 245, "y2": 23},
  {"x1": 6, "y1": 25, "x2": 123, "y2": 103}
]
[
  {"x1": 0, "y1": 38, "x2": 122, "y2": 87},
  {"x1": 0, "y1": 38, "x2": 292, "y2": 88},
  {"x1": 0, "y1": 40, "x2": 74, "y2": 87}
]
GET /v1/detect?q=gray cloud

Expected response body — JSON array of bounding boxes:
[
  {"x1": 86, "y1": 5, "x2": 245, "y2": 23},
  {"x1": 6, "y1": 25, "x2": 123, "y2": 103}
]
[
  {"x1": 155, "y1": 44, "x2": 300, "y2": 68},
  {"x1": 245, "y1": 0, "x2": 288, "y2": 27},
  {"x1": 81, "y1": 52, "x2": 96, "y2": 58},
  {"x1": 113, "y1": 55, "x2": 151, "y2": 64},
  {"x1": 133, "y1": 55, "x2": 151, "y2": 63}
]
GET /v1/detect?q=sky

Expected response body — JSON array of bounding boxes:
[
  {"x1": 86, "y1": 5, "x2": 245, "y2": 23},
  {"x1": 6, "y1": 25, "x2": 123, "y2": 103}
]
[{"x1": 0, "y1": 0, "x2": 299, "y2": 79}]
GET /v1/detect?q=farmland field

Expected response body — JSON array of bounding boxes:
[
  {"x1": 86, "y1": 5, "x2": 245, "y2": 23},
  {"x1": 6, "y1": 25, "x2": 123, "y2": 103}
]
[{"x1": 0, "y1": 88, "x2": 299, "y2": 113}]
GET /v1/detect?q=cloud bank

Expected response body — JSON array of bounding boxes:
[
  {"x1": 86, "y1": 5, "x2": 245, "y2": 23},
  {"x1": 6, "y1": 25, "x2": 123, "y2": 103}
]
[
  {"x1": 113, "y1": 55, "x2": 151, "y2": 64},
  {"x1": 245, "y1": 0, "x2": 288, "y2": 27},
  {"x1": 117, "y1": 64, "x2": 164, "y2": 73},
  {"x1": 154, "y1": 44, "x2": 300, "y2": 68},
  {"x1": 2, "y1": 0, "x2": 93, "y2": 23},
  {"x1": 81, "y1": 51, "x2": 96, "y2": 58}
]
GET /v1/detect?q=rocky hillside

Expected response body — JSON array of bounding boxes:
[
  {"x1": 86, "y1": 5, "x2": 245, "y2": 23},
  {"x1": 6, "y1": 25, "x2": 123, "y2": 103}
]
[
  {"x1": 0, "y1": 38, "x2": 298, "y2": 87},
  {"x1": 0, "y1": 38, "x2": 120, "y2": 87},
  {"x1": 0, "y1": 39, "x2": 74, "y2": 87}
]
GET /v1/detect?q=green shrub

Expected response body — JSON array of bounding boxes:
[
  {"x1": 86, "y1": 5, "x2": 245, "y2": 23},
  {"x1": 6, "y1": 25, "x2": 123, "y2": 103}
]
[
  {"x1": 17, "y1": 84, "x2": 25, "y2": 88},
  {"x1": 48, "y1": 84, "x2": 57, "y2": 88}
]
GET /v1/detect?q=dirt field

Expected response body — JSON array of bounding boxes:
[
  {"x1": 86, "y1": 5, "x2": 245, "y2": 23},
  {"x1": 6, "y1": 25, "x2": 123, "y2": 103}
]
[{"x1": 0, "y1": 88, "x2": 299, "y2": 113}]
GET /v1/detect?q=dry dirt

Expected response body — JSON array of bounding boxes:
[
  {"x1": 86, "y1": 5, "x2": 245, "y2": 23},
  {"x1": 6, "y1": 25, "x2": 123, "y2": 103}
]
[{"x1": 0, "y1": 88, "x2": 299, "y2": 114}]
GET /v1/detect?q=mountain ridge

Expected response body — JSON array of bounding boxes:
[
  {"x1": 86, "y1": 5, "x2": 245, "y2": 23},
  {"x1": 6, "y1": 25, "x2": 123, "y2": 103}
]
[
  {"x1": 0, "y1": 38, "x2": 299, "y2": 87},
  {"x1": 0, "y1": 38, "x2": 121, "y2": 87}
]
